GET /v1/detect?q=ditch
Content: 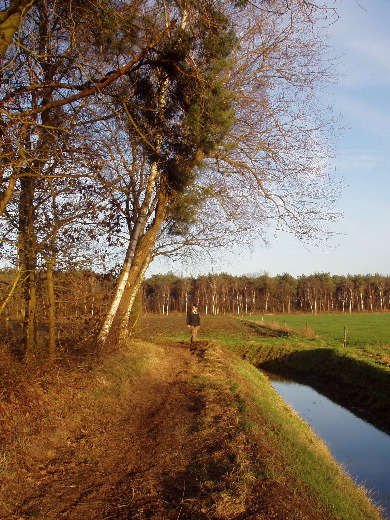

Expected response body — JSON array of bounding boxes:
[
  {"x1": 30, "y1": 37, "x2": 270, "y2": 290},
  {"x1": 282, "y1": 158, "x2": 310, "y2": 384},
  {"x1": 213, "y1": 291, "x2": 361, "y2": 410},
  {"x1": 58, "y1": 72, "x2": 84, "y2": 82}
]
[{"x1": 266, "y1": 372, "x2": 390, "y2": 519}]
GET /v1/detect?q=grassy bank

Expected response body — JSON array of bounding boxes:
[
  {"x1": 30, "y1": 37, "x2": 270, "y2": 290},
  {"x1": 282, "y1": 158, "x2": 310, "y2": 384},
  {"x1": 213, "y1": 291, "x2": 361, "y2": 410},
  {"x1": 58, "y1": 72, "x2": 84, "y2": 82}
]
[
  {"x1": 137, "y1": 316, "x2": 385, "y2": 519},
  {"x1": 1, "y1": 315, "x2": 387, "y2": 519},
  {"x1": 238, "y1": 315, "x2": 390, "y2": 434},
  {"x1": 135, "y1": 314, "x2": 389, "y2": 518},
  {"x1": 225, "y1": 352, "x2": 384, "y2": 520},
  {"x1": 138, "y1": 314, "x2": 390, "y2": 433}
]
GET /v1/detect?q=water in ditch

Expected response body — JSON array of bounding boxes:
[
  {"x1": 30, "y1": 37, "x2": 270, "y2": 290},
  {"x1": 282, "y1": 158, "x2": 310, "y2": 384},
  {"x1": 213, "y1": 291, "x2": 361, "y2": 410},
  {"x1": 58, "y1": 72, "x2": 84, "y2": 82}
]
[{"x1": 267, "y1": 374, "x2": 390, "y2": 519}]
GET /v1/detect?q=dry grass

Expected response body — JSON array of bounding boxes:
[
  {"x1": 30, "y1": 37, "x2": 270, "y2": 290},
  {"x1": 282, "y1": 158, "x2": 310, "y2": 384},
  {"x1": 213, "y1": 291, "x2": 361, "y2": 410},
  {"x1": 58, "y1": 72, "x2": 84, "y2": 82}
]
[{"x1": 0, "y1": 342, "x2": 155, "y2": 518}]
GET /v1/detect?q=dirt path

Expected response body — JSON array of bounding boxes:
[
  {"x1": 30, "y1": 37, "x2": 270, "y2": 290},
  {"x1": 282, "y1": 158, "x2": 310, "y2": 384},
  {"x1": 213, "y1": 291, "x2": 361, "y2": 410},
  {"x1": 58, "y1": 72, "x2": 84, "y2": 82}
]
[
  {"x1": 2, "y1": 338, "x2": 354, "y2": 520},
  {"x1": 8, "y1": 341, "x2": 203, "y2": 519}
]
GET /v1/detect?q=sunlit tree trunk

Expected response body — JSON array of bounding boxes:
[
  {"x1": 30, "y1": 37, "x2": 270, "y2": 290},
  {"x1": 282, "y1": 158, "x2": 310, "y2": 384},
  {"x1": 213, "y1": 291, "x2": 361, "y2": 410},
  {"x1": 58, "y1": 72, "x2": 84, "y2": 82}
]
[
  {"x1": 119, "y1": 252, "x2": 152, "y2": 342},
  {"x1": 18, "y1": 175, "x2": 38, "y2": 357},
  {"x1": 0, "y1": 0, "x2": 36, "y2": 58},
  {"x1": 97, "y1": 157, "x2": 162, "y2": 343},
  {"x1": 0, "y1": 270, "x2": 21, "y2": 315},
  {"x1": 117, "y1": 191, "x2": 169, "y2": 341},
  {"x1": 45, "y1": 258, "x2": 56, "y2": 361}
]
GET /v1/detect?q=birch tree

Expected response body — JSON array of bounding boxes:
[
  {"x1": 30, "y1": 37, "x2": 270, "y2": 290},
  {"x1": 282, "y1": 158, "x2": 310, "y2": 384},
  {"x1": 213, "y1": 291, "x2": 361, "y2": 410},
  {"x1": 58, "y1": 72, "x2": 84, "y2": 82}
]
[
  {"x1": 142, "y1": 0, "x2": 341, "y2": 283},
  {"x1": 97, "y1": 0, "x2": 242, "y2": 343}
]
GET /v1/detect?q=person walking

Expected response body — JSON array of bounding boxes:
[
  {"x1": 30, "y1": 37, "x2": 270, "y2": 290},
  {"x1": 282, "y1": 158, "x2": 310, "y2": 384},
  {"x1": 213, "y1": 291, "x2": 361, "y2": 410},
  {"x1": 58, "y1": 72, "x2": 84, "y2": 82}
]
[{"x1": 187, "y1": 304, "x2": 200, "y2": 344}]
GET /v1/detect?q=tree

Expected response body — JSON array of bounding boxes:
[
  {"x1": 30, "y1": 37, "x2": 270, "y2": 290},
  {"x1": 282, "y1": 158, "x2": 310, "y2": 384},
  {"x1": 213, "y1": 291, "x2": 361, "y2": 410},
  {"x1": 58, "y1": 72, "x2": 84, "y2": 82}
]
[
  {"x1": 276, "y1": 274, "x2": 297, "y2": 313},
  {"x1": 106, "y1": 0, "x2": 342, "y2": 340},
  {"x1": 97, "y1": 0, "x2": 245, "y2": 342},
  {"x1": 1, "y1": 0, "x2": 344, "y2": 353},
  {"x1": 1, "y1": 0, "x2": 156, "y2": 355},
  {"x1": 0, "y1": 0, "x2": 37, "y2": 59},
  {"x1": 138, "y1": 0, "x2": 341, "y2": 281},
  {"x1": 0, "y1": 0, "x2": 173, "y2": 217},
  {"x1": 1, "y1": 0, "x2": 107, "y2": 356}
]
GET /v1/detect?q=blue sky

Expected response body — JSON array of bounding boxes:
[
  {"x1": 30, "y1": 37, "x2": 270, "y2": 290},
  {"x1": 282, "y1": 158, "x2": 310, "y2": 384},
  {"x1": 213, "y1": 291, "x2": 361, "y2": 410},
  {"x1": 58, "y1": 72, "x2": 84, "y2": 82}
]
[{"x1": 148, "y1": 0, "x2": 390, "y2": 279}]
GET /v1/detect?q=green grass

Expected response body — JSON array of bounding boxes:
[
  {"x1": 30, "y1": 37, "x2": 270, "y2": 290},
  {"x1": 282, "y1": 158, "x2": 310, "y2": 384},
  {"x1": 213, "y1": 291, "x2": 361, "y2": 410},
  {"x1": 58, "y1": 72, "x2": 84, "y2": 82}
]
[
  {"x1": 229, "y1": 315, "x2": 390, "y2": 433},
  {"x1": 253, "y1": 313, "x2": 390, "y2": 347},
  {"x1": 187, "y1": 340, "x2": 384, "y2": 520},
  {"x1": 135, "y1": 315, "x2": 387, "y2": 519}
]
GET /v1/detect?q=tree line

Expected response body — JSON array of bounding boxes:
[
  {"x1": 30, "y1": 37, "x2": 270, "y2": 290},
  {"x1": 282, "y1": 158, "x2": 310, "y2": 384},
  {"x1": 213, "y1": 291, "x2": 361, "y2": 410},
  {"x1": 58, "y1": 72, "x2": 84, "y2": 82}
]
[
  {"x1": 143, "y1": 272, "x2": 390, "y2": 315},
  {"x1": 1, "y1": 269, "x2": 387, "y2": 346},
  {"x1": 1, "y1": 0, "x2": 343, "y2": 361}
]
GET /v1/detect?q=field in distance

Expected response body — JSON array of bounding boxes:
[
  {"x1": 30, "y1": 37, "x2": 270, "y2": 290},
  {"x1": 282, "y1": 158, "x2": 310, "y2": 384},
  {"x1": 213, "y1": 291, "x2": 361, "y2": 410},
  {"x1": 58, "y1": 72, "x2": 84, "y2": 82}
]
[{"x1": 254, "y1": 313, "x2": 390, "y2": 347}]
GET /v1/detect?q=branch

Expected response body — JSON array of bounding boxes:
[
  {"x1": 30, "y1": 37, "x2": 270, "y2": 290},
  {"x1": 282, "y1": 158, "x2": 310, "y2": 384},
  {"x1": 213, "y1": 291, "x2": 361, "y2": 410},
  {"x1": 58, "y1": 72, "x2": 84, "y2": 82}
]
[
  {"x1": 8, "y1": 19, "x2": 176, "y2": 118},
  {"x1": 0, "y1": 0, "x2": 37, "y2": 59},
  {"x1": 0, "y1": 269, "x2": 22, "y2": 315}
]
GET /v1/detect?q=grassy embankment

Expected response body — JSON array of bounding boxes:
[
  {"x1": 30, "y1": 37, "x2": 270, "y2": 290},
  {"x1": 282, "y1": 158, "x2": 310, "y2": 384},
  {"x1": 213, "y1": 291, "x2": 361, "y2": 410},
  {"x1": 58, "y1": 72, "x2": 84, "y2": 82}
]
[
  {"x1": 241, "y1": 313, "x2": 390, "y2": 434},
  {"x1": 226, "y1": 354, "x2": 384, "y2": 520},
  {"x1": 1, "y1": 313, "x2": 387, "y2": 519},
  {"x1": 149, "y1": 312, "x2": 390, "y2": 433},
  {"x1": 137, "y1": 314, "x2": 387, "y2": 519}
]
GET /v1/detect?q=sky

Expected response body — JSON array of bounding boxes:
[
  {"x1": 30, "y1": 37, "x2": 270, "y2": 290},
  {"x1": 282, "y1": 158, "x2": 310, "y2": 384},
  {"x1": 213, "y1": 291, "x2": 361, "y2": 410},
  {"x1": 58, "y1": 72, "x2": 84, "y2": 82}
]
[{"x1": 148, "y1": 0, "x2": 390, "y2": 279}]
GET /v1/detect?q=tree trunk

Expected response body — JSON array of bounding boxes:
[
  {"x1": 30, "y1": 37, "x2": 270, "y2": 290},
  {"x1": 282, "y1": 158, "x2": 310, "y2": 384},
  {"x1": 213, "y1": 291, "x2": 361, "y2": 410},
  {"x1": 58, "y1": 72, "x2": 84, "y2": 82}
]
[
  {"x1": 0, "y1": 269, "x2": 21, "y2": 315},
  {"x1": 118, "y1": 251, "x2": 152, "y2": 342},
  {"x1": 98, "y1": 67, "x2": 169, "y2": 344},
  {"x1": 100, "y1": 189, "x2": 168, "y2": 344},
  {"x1": 25, "y1": 270, "x2": 37, "y2": 358},
  {"x1": 97, "y1": 239, "x2": 138, "y2": 343},
  {"x1": 98, "y1": 162, "x2": 160, "y2": 344},
  {"x1": 46, "y1": 259, "x2": 56, "y2": 361},
  {"x1": 0, "y1": 0, "x2": 37, "y2": 59},
  {"x1": 0, "y1": 174, "x2": 18, "y2": 217},
  {"x1": 117, "y1": 192, "x2": 168, "y2": 341},
  {"x1": 18, "y1": 175, "x2": 38, "y2": 358}
]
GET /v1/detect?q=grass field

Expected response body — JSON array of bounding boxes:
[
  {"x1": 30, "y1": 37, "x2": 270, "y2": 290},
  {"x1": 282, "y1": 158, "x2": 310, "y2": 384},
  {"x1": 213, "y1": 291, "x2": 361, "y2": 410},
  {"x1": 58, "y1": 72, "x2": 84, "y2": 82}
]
[{"x1": 253, "y1": 313, "x2": 390, "y2": 347}]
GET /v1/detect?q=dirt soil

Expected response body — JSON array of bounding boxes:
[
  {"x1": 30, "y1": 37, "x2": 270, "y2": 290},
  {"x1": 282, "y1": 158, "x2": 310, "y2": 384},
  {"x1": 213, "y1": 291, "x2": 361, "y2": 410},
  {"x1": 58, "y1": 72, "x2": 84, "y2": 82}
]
[{"x1": 0, "y1": 327, "x2": 355, "y2": 519}]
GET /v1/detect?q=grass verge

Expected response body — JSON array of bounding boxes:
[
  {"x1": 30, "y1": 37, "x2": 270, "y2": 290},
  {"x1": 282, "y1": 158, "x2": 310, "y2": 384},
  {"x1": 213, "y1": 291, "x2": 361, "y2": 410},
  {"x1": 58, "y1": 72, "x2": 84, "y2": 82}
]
[
  {"x1": 182, "y1": 341, "x2": 384, "y2": 520},
  {"x1": 235, "y1": 318, "x2": 390, "y2": 434}
]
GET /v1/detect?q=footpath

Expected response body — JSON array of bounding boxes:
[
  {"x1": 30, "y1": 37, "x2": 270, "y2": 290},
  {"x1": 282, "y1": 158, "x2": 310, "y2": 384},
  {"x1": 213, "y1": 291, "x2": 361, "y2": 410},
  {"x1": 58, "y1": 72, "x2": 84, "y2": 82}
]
[{"x1": 1, "y1": 339, "x2": 383, "y2": 520}]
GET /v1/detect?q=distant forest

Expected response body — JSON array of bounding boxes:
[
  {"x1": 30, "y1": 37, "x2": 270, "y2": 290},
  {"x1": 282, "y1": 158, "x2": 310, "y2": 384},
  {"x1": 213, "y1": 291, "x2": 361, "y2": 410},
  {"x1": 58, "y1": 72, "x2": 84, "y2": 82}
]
[
  {"x1": 143, "y1": 272, "x2": 389, "y2": 315},
  {"x1": 1, "y1": 271, "x2": 388, "y2": 338}
]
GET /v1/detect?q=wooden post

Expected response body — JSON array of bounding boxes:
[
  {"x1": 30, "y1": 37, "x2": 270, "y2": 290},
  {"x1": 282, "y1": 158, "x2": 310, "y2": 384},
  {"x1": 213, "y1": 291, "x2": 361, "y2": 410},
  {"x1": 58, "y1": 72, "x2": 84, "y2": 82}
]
[{"x1": 343, "y1": 327, "x2": 347, "y2": 348}]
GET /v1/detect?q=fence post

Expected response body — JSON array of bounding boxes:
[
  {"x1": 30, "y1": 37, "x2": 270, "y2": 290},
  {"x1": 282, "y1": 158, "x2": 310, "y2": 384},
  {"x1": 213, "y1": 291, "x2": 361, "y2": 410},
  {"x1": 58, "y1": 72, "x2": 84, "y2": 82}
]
[{"x1": 343, "y1": 327, "x2": 347, "y2": 347}]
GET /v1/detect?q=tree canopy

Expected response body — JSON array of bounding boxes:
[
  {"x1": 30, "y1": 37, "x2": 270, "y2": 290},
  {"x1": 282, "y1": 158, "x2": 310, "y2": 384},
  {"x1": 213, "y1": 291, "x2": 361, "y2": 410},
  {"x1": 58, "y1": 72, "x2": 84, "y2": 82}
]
[{"x1": 0, "y1": 0, "x2": 343, "y2": 355}]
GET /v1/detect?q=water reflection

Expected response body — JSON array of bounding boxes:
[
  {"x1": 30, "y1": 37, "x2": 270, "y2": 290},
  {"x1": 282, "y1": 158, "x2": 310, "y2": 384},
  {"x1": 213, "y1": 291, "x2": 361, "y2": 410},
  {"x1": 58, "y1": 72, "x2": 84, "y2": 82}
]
[{"x1": 268, "y1": 374, "x2": 390, "y2": 519}]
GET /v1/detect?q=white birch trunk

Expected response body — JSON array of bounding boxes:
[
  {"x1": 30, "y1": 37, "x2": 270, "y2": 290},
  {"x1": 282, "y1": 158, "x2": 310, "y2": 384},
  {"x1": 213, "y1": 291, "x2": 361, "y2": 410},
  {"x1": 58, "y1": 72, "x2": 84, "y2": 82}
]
[
  {"x1": 119, "y1": 251, "x2": 152, "y2": 341},
  {"x1": 99, "y1": 5, "x2": 187, "y2": 344},
  {"x1": 0, "y1": 269, "x2": 21, "y2": 315},
  {"x1": 98, "y1": 159, "x2": 160, "y2": 343}
]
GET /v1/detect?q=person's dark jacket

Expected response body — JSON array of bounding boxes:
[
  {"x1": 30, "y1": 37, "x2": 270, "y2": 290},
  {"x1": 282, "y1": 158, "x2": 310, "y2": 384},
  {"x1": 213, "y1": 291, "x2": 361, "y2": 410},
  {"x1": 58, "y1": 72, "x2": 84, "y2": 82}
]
[{"x1": 187, "y1": 308, "x2": 200, "y2": 327}]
